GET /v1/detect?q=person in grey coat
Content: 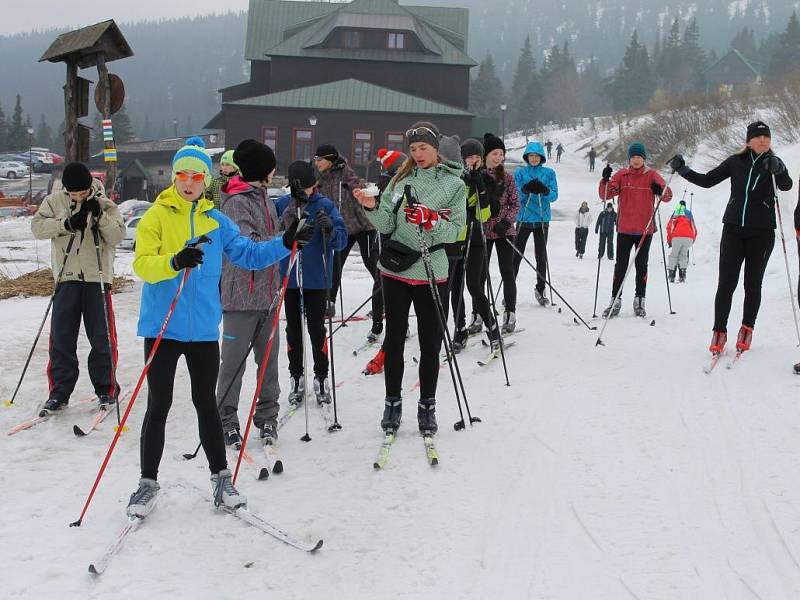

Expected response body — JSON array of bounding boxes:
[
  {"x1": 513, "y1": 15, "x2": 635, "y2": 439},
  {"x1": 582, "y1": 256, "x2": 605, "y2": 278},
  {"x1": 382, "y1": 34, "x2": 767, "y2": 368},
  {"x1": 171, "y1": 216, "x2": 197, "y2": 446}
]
[{"x1": 216, "y1": 139, "x2": 283, "y2": 446}]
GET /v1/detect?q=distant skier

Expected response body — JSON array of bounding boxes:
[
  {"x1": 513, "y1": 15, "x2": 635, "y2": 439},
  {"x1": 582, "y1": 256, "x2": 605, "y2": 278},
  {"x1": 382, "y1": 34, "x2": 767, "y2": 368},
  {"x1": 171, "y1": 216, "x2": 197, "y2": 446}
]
[
  {"x1": 595, "y1": 202, "x2": 616, "y2": 260},
  {"x1": 669, "y1": 120, "x2": 793, "y2": 357},
  {"x1": 206, "y1": 150, "x2": 239, "y2": 209},
  {"x1": 665, "y1": 200, "x2": 697, "y2": 283},
  {"x1": 574, "y1": 201, "x2": 590, "y2": 258},
  {"x1": 545, "y1": 140, "x2": 553, "y2": 160},
  {"x1": 555, "y1": 143, "x2": 564, "y2": 163},
  {"x1": 588, "y1": 147, "x2": 597, "y2": 172},
  {"x1": 599, "y1": 142, "x2": 672, "y2": 318}
]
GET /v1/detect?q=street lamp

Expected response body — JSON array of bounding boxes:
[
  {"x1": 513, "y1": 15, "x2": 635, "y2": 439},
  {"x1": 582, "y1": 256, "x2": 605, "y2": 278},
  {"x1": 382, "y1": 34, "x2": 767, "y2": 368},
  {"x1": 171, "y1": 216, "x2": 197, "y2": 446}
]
[
  {"x1": 26, "y1": 127, "x2": 34, "y2": 204},
  {"x1": 172, "y1": 119, "x2": 178, "y2": 138},
  {"x1": 500, "y1": 104, "x2": 507, "y2": 143}
]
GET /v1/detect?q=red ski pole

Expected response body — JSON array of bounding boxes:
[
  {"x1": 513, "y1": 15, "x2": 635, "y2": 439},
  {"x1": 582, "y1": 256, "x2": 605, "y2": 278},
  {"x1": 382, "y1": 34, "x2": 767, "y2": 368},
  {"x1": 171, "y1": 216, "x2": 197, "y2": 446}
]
[
  {"x1": 70, "y1": 236, "x2": 209, "y2": 527},
  {"x1": 233, "y1": 245, "x2": 298, "y2": 484}
]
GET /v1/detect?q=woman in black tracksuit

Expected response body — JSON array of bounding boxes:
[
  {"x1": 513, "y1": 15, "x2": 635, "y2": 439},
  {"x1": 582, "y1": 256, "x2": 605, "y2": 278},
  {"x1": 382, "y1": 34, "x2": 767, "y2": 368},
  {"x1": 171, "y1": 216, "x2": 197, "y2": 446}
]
[{"x1": 670, "y1": 121, "x2": 793, "y2": 355}]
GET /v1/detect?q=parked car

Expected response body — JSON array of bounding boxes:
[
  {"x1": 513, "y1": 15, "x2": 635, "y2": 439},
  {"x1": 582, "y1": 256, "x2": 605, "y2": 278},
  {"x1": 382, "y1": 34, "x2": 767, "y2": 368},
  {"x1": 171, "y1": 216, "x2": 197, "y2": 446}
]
[
  {"x1": 118, "y1": 199, "x2": 152, "y2": 222},
  {"x1": 0, "y1": 161, "x2": 30, "y2": 179},
  {"x1": 125, "y1": 206, "x2": 151, "y2": 223},
  {"x1": 0, "y1": 206, "x2": 26, "y2": 218},
  {"x1": 120, "y1": 216, "x2": 141, "y2": 250}
]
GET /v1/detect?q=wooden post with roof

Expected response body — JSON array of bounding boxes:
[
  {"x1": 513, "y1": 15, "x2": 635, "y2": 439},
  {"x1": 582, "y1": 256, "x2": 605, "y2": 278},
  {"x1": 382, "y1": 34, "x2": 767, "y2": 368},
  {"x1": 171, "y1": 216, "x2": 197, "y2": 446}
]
[{"x1": 39, "y1": 20, "x2": 133, "y2": 192}]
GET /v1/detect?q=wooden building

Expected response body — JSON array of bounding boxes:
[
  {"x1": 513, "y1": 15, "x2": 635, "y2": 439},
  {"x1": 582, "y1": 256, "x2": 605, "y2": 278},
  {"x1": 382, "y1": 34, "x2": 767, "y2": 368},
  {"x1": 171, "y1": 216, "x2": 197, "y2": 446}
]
[
  {"x1": 206, "y1": 0, "x2": 476, "y2": 177},
  {"x1": 705, "y1": 49, "x2": 761, "y2": 96}
]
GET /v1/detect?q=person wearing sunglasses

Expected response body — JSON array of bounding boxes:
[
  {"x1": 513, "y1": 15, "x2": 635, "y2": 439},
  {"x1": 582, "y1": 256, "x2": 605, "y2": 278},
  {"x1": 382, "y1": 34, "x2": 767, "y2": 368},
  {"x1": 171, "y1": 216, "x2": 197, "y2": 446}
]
[
  {"x1": 353, "y1": 120, "x2": 466, "y2": 438},
  {"x1": 126, "y1": 137, "x2": 301, "y2": 519}
]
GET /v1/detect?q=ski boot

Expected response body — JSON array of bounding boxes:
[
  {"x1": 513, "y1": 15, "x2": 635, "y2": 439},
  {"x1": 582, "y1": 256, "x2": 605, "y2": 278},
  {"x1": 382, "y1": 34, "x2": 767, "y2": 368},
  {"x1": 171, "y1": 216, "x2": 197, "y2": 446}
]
[
  {"x1": 601, "y1": 297, "x2": 622, "y2": 318},
  {"x1": 534, "y1": 288, "x2": 550, "y2": 306},
  {"x1": 366, "y1": 322, "x2": 383, "y2": 344},
  {"x1": 381, "y1": 397, "x2": 402, "y2": 433},
  {"x1": 633, "y1": 296, "x2": 646, "y2": 318},
  {"x1": 126, "y1": 478, "x2": 160, "y2": 518},
  {"x1": 452, "y1": 328, "x2": 469, "y2": 353},
  {"x1": 42, "y1": 397, "x2": 68, "y2": 412},
  {"x1": 417, "y1": 398, "x2": 438, "y2": 435},
  {"x1": 259, "y1": 423, "x2": 278, "y2": 446},
  {"x1": 325, "y1": 301, "x2": 336, "y2": 318},
  {"x1": 709, "y1": 331, "x2": 727, "y2": 354},
  {"x1": 668, "y1": 268, "x2": 676, "y2": 283},
  {"x1": 502, "y1": 311, "x2": 516, "y2": 334},
  {"x1": 736, "y1": 325, "x2": 753, "y2": 352},
  {"x1": 211, "y1": 469, "x2": 247, "y2": 509},
  {"x1": 314, "y1": 377, "x2": 331, "y2": 405},
  {"x1": 224, "y1": 428, "x2": 242, "y2": 448},
  {"x1": 793, "y1": 362, "x2": 800, "y2": 375},
  {"x1": 363, "y1": 348, "x2": 385, "y2": 375},
  {"x1": 466, "y1": 314, "x2": 483, "y2": 335},
  {"x1": 287, "y1": 376, "x2": 305, "y2": 406},
  {"x1": 487, "y1": 327, "x2": 502, "y2": 353},
  {"x1": 679, "y1": 268, "x2": 686, "y2": 283}
]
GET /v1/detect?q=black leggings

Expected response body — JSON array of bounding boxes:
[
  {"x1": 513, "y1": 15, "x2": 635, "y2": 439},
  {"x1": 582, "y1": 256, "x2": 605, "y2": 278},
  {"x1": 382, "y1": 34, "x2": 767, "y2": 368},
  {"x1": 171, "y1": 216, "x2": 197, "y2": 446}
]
[
  {"x1": 447, "y1": 257, "x2": 465, "y2": 330},
  {"x1": 463, "y1": 226, "x2": 495, "y2": 328},
  {"x1": 487, "y1": 237, "x2": 518, "y2": 312},
  {"x1": 284, "y1": 288, "x2": 329, "y2": 379},
  {"x1": 513, "y1": 222, "x2": 549, "y2": 294},
  {"x1": 382, "y1": 275, "x2": 448, "y2": 399},
  {"x1": 331, "y1": 231, "x2": 382, "y2": 326},
  {"x1": 141, "y1": 339, "x2": 225, "y2": 480},
  {"x1": 612, "y1": 233, "x2": 653, "y2": 298},
  {"x1": 714, "y1": 224, "x2": 774, "y2": 332}
]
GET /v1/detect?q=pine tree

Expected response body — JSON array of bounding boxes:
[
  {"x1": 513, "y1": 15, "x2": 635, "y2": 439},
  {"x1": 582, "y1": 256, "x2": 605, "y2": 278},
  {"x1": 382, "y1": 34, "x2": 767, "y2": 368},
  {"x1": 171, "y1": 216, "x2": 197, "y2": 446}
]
[
  {"x1": 509, "y1": 35, "x2": 537, "y2": 131},
  {"x1": 768, "y1": 11, "x2": 800, "y2": 80},
  {"x1": 0, "y1": 101, "x2": 7, "y2": 152},
  {"x1": 158, "y1": 119, "x2": 167, "y2": 139},
  {"x1": 470, "y1": 52, "x2": 504, "y2": 119},
  {"x1": 113, "y1": 105, "x2": 136, "y2": 143},
  {"x1": 682, "y1": 18, "x2": 707, "y2": 92},
  {"x1": 607, "y1": 31, "x2": 654, "y2": 113},
  {"x1": 141, "y1": 114, "x2": 153, "y2": 140},
  {"x1": 6, "y1": 95, "x2": 27, "y2": 150},
  {"x1": 731, "y1": 27, "x2": 757, "y2": 59},
  {"x1": 35, "y1": 114, "x2": 53, "y2": 149}
]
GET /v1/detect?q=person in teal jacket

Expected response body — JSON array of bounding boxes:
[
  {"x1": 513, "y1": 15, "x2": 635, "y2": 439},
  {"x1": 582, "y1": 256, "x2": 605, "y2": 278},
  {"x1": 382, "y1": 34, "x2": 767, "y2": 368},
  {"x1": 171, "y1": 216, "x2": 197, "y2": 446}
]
[
  {"x1": 126, "y1": 137, "x2": 298, "y2": 520},
  {"x1": 513, "y1": 141, "x2": 559, "y2": 305}
]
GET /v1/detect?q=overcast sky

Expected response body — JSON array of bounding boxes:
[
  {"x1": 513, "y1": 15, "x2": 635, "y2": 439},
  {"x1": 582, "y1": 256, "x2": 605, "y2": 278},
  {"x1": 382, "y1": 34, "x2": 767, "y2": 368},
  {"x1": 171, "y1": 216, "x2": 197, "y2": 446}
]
[{"x1": 1, "y1": 1, "x2": 250, "y2": 36}]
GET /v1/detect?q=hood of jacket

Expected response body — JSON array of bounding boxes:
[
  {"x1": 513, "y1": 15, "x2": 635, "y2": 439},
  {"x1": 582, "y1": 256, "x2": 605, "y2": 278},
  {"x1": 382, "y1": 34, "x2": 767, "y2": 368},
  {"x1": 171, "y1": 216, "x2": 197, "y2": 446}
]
[
  {"x1": 221, "y1": 174, "x2": 254, "y2": 196},
  {"x1": 522, "y1": 141, "x2": 547, "y2": 164}
]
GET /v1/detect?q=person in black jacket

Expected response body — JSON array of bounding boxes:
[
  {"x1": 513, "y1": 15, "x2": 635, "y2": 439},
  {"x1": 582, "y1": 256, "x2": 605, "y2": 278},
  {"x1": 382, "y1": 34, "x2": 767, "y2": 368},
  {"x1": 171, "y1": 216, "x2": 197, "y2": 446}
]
[
  {"x1": 670, "y1": 121, "x2": 793, "y2": 356},
  {"x1": 595, "y1": 202, "x2": 616, "y2": 259}
]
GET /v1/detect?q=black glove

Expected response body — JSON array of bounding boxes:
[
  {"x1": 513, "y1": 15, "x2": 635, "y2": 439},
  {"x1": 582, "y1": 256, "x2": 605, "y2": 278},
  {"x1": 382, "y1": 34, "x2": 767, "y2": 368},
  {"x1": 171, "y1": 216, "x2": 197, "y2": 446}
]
[
  {"x1": 467, "y1": 168, "x2": 484, "y2": 189},
  {"x1": 650, "y1": 182, "x2": 664, "y2": 196},
  {"x1": 65, "y1": 203, "x2": 89, "y2": 232},
  {"x1": 764, "y1": 156, "x2": 787, "y2": 175},
  {"x1": 522, "y1": 179, "x2": 549, "y2": 195},
  {"x1": 601, "y1": 164, "x2": 613, "y2": 181},
  {"x1": 283, "y1": 218, "x2": 314, "y2": 249},
  {"x1": 172, "y1": 246, "x2": 204, "y2": 270},
  {"x1": 668, "y1": 154, "x2": 686, "y2": 173},
  {"x1": 315, "y1": 209, "x2": 333, "y2": 236},
  {"x1": 492, "y1": 220, "x2": 511, "y2": 237},
  {"x1": 85, "y1": 197, "x2": 102, "y2": 219}
]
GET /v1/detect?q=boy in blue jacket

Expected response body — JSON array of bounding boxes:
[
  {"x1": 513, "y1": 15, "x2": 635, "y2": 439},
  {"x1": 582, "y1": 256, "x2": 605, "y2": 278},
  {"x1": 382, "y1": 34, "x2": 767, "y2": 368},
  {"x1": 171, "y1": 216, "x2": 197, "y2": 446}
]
[
  {"x1": 275, "y1": 161, "x2": 347, "y2": 408},
  {"x1": 513, "y1": 141, "x2": 559, "y2": 305}
]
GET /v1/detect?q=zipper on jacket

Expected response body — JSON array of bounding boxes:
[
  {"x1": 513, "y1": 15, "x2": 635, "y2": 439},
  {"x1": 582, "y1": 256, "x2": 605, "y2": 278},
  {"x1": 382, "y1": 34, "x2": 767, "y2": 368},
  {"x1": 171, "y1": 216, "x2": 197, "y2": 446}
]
[
  {"x1": 741, "y1": 152, "x2": 763, "y2": 227},
  {"x1": 188, "y1": 202, "x2": 196, "y2": 340}
]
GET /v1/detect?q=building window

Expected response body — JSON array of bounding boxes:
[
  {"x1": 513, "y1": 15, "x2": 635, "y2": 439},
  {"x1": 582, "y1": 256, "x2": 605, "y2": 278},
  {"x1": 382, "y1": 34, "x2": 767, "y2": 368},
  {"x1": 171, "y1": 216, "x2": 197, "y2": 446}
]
[
  {"x1": 344, "y1": 30, "x2": 362, "y2": 49},
  {"x1": 388, "y1": 32, "x2": 405, "y2": 50},
  {"x1": 385, "y1": 132, "x2": 404, "y2": 153},
  {"x1": 293, "y1": 128, "x2": 313, "y2": 162},
  {"x1": 262, "y1": 127, "x2": 277, "y2": 152},
  {"x1": 352, "y1": 130, "x2": 373, "y2": 166}
]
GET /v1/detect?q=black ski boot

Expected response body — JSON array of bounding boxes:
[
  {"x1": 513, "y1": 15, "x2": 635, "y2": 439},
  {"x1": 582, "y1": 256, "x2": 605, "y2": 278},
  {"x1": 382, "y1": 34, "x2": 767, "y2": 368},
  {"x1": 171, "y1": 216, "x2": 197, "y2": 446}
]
[
  {"x1": 668, "y1": 268, "x2": 676, "y2": 283},
  {"x1": 42, "y1": 397, "x2": 68, "y2": 412},
  {"x1": 417, "y1": 398, "x2": 438, "y2": 435},
  {"x1": 381, "y1": 397, "x2": 402, "y2": 433},
  {"x1": 452, "y1": 328, "x2": 469, "y2": 353},
  {"x1": 487, "y1": 325, "x2": 502, "y2": 352},
  {"x1": 679, "y1": 268, "x2": 686, "y2": 283}
]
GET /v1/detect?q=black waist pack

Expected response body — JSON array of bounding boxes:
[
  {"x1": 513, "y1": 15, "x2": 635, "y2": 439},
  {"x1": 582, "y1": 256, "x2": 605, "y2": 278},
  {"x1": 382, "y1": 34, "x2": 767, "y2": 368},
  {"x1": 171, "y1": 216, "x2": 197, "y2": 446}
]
[{"x1": 380, "y1": 239, "x2": 421, "y2": 272}]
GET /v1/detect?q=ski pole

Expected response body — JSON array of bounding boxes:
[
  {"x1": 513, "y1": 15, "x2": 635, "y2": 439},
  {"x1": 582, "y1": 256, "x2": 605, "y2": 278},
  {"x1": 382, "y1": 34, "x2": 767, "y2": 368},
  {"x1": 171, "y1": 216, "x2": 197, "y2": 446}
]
[
  {"x1": 689, "y1": 192, "x2": 695, "y2": 266},
  {"x1": 404, "y1": 186, "x2": 477, "y2": 430},
  {"x1": 656, "y1": 205, "x2": 676, "y2": 315},
  {"x1": 321, "y1": 229, "x2": 341, "y2": 431},
  {"x1": 504, "y1": 238, "x2": 597, "y2": 331},
  {"x1": 233, "y1": 246, "x2": 299, "y2": 484},
  {"x1": 592, "y1": 255, "x2": 602, "y2": 318},
  {"x1": 477, "y1": 216, "x2": 510, "y2": 386},
  {"x1": 91, "y1": 224, "x2": 122, "y2": 428},
  {"x1": 4, "y1": 232, "x2": 77, "y2": 407},
  {"x1": 296, "y1": 251, "x2": 312, "y2": 443},
  {"x1": 329, "y1": 288, "x2": 381, "y2": 337},
  {"x1": 335, "y1": 181, "x2": 346, "y2": 323},
  {"x1": 70, "y1": 235, "x2": 210, "y2": 526},
  {"x1": 452, "y1": 220, "x2": 474, "y2": 336},
  {"x1": 772, "y1": 173, "x2": 800, "y2": 346}
]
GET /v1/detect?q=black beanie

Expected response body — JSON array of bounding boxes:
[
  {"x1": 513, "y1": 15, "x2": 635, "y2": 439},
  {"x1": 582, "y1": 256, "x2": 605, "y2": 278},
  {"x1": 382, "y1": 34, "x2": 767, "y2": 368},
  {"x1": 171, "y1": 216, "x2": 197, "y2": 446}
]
[
  {"x1": 233, "y1": 139, "x2": 276, "y2": 182},
  {"x1": 315, "y1": 144, "x2": 339, "y2": 161},
  {"x1": 287, "y1": 161, "x2": 317, "y2": 189},
  {"x1": 62, "y1": 162, "x2": 93, "y2": 192},
  {"x1": 460, "y1": 138, "x2": 484, "y2": 160},
  {"x1": 483, "y1": 132, "x2": 505, "y2": 156},
  {"x1": 746, "y1": 121, "x2": 771, "y2": 141}
]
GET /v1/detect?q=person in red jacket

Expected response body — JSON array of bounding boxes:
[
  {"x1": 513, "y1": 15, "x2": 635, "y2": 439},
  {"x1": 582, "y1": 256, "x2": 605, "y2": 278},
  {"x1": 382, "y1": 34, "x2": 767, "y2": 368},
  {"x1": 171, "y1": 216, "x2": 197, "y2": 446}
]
[
  {"x1": 598, "y1": 142, "x2": 672, "y2": 318},
  {"x1": 666, "y1": 200, "x2": 697, "y2": 283}
]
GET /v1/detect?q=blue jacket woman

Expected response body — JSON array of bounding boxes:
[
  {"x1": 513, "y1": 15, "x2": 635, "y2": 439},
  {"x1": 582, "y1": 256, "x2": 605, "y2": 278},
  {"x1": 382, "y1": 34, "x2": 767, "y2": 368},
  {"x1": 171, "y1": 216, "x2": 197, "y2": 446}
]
[{"x1": 514, "y1": 141, "x2": 559, "y2": 224}]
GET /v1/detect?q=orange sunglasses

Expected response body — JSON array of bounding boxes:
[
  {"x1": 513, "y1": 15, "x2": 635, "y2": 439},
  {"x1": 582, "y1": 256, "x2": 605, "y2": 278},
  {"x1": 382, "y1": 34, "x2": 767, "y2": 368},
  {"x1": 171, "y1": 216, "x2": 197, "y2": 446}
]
[{"x1": 175, "y1": 171, "x2": 206, "y2": 183}]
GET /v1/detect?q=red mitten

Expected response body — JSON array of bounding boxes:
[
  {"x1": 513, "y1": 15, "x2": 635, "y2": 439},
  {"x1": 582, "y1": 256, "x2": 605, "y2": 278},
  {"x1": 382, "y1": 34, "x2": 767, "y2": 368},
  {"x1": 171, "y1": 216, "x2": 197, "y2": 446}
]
[{"x1": 404, "y1": 204, "x2": 439, "y2": 230}]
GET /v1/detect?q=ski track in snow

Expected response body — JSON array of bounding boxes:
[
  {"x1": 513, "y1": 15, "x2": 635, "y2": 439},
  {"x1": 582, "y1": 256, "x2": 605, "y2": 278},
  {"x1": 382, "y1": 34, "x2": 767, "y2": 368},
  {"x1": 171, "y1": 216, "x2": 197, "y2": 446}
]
[{"x1": 3, "y1": 122, "x2": 800, "y2": 598}]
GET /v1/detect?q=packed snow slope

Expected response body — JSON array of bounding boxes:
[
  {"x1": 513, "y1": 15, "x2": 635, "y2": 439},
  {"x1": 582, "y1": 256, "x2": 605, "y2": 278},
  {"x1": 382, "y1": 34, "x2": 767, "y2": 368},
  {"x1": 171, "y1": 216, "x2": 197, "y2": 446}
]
[{"x1": 3, "y1": 122, "x2": 800, "y2": 600}]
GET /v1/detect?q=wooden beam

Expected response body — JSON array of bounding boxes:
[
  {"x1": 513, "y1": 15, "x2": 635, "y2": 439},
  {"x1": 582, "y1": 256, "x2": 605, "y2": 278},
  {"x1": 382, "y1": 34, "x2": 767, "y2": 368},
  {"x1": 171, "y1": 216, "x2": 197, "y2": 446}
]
[
  {"x1": 96, "y1": 54, "x2": 117, "y2": 193},
  {"x1": 64, "y1": 60, "x2": 78, "y2": 162}
]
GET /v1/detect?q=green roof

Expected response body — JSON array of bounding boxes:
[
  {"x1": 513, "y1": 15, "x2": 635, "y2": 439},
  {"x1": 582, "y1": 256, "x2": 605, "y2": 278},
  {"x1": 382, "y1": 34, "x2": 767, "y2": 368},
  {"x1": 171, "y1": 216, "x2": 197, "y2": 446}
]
[
  {"x1": 224, "y1": 78, "x2": 472, "y2": 116},
  {"x1": 245, "y1": 0, "x2": 473, "y2": 66}
]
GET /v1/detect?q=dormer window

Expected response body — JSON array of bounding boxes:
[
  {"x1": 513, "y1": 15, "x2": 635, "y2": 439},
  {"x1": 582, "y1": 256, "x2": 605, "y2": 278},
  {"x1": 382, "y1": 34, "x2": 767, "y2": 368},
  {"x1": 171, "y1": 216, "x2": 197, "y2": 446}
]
[{"x1": 387, "y1": 32, "x2": 405, "y2": 50}]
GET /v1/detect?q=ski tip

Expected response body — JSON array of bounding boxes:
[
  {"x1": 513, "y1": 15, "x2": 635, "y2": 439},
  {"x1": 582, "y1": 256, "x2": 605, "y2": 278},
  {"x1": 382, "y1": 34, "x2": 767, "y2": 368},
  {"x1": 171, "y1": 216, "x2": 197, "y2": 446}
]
[
  {"x1": 430, "y1": 458, "x2": 439, "y2": 466},
  {"x1": 258, "y1": 468, "x2": 269, "y2": 481},
  {"x1": 181, "y1": 453, "x2": 196, "y2": 460},
  {"x1": 558, "y1": 308, "x2": 562, "y2": 313},
  {"x1": 352, "y1": 350, "x2": 358, "y2": 357},
  {"x1": 470, "y1": 417, "x2": 482, "y2": 424},
  {"x1": 310, "y1": 539, "x2": 324, "y2": 552},
  {"x1": 272, "y1": 461, "x2": 284, "y2": 474},
  {"x1": 73, "y1": 425, "x2": 87, "y2": 437},
  {"x1": 372, "y1": 462, "x2": 381, "y2": 470}
]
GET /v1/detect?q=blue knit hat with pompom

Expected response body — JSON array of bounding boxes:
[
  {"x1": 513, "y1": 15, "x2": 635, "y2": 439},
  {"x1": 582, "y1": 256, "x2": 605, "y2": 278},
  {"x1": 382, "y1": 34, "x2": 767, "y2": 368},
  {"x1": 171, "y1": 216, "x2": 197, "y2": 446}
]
[{"x1": 172, "y1": 136, "x2": 213, "y2": 186}]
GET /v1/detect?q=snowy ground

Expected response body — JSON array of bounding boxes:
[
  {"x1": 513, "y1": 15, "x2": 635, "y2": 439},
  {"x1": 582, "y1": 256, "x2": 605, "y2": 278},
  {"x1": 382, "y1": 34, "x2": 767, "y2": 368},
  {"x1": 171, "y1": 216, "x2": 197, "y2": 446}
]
[{"x1": 3, "y1": 122, "x2": 800, "y2": 599}]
